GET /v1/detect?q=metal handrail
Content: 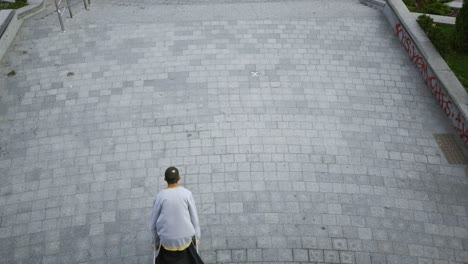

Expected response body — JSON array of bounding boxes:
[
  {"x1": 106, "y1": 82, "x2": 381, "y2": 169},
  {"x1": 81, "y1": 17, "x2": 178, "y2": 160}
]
[
  {"x1": 54, "y1": 0, "x2": 72, "y2": 31},
  {"x1": 54, "y1": 0, "x2": 91, "y2": 31},
  {"x1": 83, "y1": 0, "x2": 91, "y2": 10}
]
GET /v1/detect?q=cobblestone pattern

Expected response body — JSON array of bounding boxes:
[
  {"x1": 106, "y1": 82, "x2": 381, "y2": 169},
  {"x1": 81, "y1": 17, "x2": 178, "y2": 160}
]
[
  {"x1": 107, "y1": 0, "x2": 306, "y2": 6},
  {"x1": 28, "y1": 0, "x2": 379, "y2": 28},
  {"x1": 0, "y1": 0, "x2": 467, "y2": 264}
]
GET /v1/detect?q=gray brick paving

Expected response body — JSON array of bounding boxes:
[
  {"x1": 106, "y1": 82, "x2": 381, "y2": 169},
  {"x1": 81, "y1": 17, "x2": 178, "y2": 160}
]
[{"x1": 0, "y1": 0, "x2": 467, "y2": 263}]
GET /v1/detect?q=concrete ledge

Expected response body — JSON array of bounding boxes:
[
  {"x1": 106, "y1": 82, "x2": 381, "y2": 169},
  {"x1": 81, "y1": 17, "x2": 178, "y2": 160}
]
[
  {"x1": 446, "y1": 1, "x2": 463, "y2": 10},
  {"x1": 0, "y1": 10, "x2": 15, "y2": 39},
  {"x1": 410, "y1": 12, "x2": 456, "y2": 25},
  {"x1": 0, "y1": 9, "x2": 22, "y2": 62},
  {"x1": 0, "y1": 0, "x2": 45, "y2": 61},
  {"x1": 17, "y1": 0, "x2": 45, "y2": 19},
  {"x1": 383, "y1": 0, "x2": 468, "y2": 144}
]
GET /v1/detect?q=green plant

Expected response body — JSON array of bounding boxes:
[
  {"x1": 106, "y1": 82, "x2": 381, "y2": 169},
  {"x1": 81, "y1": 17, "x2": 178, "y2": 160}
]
[
  {"x1": 454, "y1": 0, "x2": 468, "y2": 51},
  {"x1": 430, "y1": 26, "x2": 451, "y2": 56},
  {"x1": 418, "y1": 14, "x2": 434, "y2": 33},
  {"x1": 435, "y1": 23, "x2": 468, "y2": 91},
  {"x1": 417, "y1": 20, "x2": 468, "y2": 91},
  {"x1": 446, "y1": 52, "x2": 468, "y2": 91},
  {"x1": 421, "y1": 1, "x2": 452, "y2": 15},
  {"x1": 403, "y1": 0, "x2": 454, "y2": 15},
  {"x1": 417, "y1": 14, "x2": 451, "y2": 57},
  {"x1": 416, "y1": 0, "x2": 432, "y2": 9},
  {"x1": 403, "y1": 0, "x2": 416, "y2": 7},
  {"x1": 0, "y1": 0, "x2": 28, "y2": 10}
]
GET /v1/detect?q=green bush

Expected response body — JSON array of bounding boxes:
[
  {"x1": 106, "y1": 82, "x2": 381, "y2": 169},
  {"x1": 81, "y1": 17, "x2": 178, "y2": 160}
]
[
  {"x1": 404, "y1": 0, "x2": 453, "y2": 15},
  {"x1": 454, "y1": 0, "x2": 468, "y2": 51},
  {"x1": 403, "y1": 0, "x2": 416, "y2": 7},
  {"x1": 416, "y1": 0, "x2": 431, "y2": 8},
  {"x1": 430, "y1": 26, "x2": 451, "y2": 56},
  {"x1": 420, "y1": 1, "x2": 452, "y2": 15},
  {"x1": 418, "y1": 14, "x2": 434, "y2": 33},
  {"x1": 0, "y1": 0, "x2": 28, "y2": 10},
  {"x1": 417, "y1": 14, "x2": 451, "y2": 57}
]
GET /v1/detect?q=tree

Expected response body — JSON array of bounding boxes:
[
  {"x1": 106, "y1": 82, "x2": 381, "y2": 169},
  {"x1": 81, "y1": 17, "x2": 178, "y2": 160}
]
[{"x1": 454, "y1": 0, "x2": 468, "y2": 51}]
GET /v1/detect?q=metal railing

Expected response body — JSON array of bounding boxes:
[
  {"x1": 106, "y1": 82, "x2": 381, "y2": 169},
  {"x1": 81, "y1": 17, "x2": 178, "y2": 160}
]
[
  {"x1": 83, "y1": 0, "x2": 91, "y2": 10},
  {"x1": 54, "y1": 0, "x2": 91, "y2": 32},
  {"x1": 54, "y1": 0, "x2": 72, "y2": 31}
]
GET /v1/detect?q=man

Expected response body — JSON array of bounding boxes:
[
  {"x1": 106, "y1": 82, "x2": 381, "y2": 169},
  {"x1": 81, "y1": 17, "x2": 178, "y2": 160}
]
[{"x1": 150, "y1": 167, "x2": 204, "y2": 264}]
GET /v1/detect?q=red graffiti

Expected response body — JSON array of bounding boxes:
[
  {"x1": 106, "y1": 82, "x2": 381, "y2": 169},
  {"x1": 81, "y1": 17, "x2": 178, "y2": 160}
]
[
  {"x1": 395, "y1": 23, "x2": 404, "y2": 37},
  {"x1": 411, "y1": 48, "x2": 423, "y2": 66},
  {"x1": 444, "y1": 101, "x2": 452, "y2": 117},
  {"x1": 428, "y1": 76, "x2": 438, "y2": 92},
  {"x1": 394, "y1": 23, "x2": 467, "y2": 143},
  {"x1": 455, "y1": 113, "x2": 468, "y2": 143},
  {"x1": 397, "y1": 24, "x2": 430, "y2": 85}
]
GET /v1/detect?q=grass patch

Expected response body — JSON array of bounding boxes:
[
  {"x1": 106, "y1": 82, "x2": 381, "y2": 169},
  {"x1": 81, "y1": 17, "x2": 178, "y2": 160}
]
[
  {"x1": 436, "y1": 23, "x2": 468, "y2": 91},
  {"x1": 445, "y1": 52, "x2": 468, "y2": 90},
  {"x1": 0, "y1": 0, "x2": 28, "y2": 10},
  {"x1": 437, "y1": 22, "x2": 456, "y2": 32},
  {"x1": 404, "y1": 0, "x2": 453, "y2": 16}
]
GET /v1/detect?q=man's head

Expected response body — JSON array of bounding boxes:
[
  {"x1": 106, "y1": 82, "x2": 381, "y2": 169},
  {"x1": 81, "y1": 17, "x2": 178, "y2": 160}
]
[{"x1": 164, "y1": 166, "x2": 180, "y2": 184}]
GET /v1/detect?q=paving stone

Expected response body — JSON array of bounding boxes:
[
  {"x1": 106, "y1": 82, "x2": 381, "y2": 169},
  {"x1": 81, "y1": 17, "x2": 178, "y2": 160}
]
[
  {"x1": 324, "y1": 250, "x2": 341, "y2": 263},
  {"x1": 332, "y1": 238, "x2": 348, "y2": 250},
  {"x1": 217, "y1": 250, "x2": 232, "y2": 263},
  {"x1": 355, "y1": 252, "x2": 372, "y2": 264},
  {"x1": 231, "y1": 249, "x2": 246, "y2": 262},
  {"x1": 247, "y1": 248, "x2": 262, "y2": 262},
  {"x1": 308, "y1": 249, "x2": 324, "y2": 262},
  {"x1": 340, "y1": 251, "x2": 356, "y2": 264},
  {"x1": 358, "y1": 228, "x2": 373, "y2": 240},
  {"x1": 293, "y1": 248, "x2": 308, "y2": 262}
]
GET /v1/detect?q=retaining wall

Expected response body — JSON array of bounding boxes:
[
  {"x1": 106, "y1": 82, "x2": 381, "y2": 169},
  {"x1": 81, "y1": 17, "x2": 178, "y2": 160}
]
[{"x1": 383, "y1": 0, "x2": 468, "y2": 144}]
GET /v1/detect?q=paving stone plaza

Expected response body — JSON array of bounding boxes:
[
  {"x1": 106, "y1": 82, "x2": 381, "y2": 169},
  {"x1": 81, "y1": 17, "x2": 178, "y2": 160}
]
[{"x1": 0, "y1": 0, "x2": 467, "y2": 263}]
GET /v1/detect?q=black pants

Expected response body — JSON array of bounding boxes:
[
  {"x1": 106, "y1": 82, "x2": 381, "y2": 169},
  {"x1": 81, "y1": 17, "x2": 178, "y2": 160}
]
[{"x1": 155, "y1": 243, "x2": 204, "y2": 264}]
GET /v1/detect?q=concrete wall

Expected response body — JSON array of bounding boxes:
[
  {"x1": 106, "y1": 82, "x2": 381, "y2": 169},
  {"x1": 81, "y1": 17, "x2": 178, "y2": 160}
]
[{"x1": 383, "y1": 0, "x2": 468, "y2": 144}]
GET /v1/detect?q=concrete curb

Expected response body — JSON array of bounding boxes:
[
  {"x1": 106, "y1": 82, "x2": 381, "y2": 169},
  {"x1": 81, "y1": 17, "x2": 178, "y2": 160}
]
[
  {"x1": 0, "y1": 9, "x2": 14, "y2": 39},
  {"x1": 0, "y1": 0, "x2": 45, "y2": 62},
  {"x1": 410, "y1": 12, "x2": 456, "y2": 25},
  {"x1": 382, "y1": 0, "x2": 468, "y2": 144},
  {"x1": 17, "y1": 0, "x2": 45, "y2": 19}
]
